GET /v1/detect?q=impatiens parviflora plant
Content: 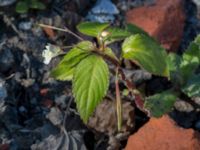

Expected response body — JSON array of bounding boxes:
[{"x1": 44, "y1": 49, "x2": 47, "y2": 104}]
[
  {"x1": 41, "y1": 22, "x2": 200, "y2": 131},
  {"x1": 167, "y1": 35, "x2": 200, "y2": 98}
]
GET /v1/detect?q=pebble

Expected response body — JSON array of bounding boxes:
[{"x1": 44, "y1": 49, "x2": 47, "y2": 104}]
[
  {"x1": 46, "y1": 107, "x2": 63, "y2": 126},
  {"x1": 0, "y1": 79, "x2": 7, "y2": 102},
  {"x1": 192, "y1": 0, "x2": 200, "y2": 18},
  {"x1": 195, "y1": 120, "x2": 200, "y2": 130},
  {"x1": 55, "y1": 95, "x2": 70, "y2": 109},
  {"x1": 0, "y1": 48, "x2": 15, "y2": 73},
  {"x1": 0, "y1": 104, "x2": 19, "y2": 132},
  {"x1": 19, "y1": 106, "x2": 27, "y2": 113},
  {"x1": 18, "y1": 21, "x2": 32, "y2": 31},
  {"x1": 174, "y1": 100, "x2": 194, "y2": 112},
  {"x1": 0, "y1": 0, "x2": 16, "y2": 6},
  {"x1": 124, "y1": 69, "x2": 152, "y2": 84},
  {"x1": 86, "y1": 0, "x2": 119, "y2": 22},
  {"x1": 192, "y1": 97, "x2": 200, "y2": 105}
]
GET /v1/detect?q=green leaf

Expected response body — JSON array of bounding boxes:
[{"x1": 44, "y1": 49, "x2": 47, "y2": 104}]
[
  {"x1": 51, "y1": 41, "x2": 94, "y2": 81},
  {"x1": 126, "y1": 23, "x2": 148, "y2": 36},
  {"x1": 183, "y1": 35, "x2": 200, "y2": 64},
  {"x1": 167, "y1": 53, "x2": 182, "y2": 72},
  {"x1": 73, "y1": 54, "x2": 109, "y2": 122},
  {"x1": 180, "y1": 38, "x2": 200, "y2": 81},
  {"x1": 103, "y1": 27, "x2": 131, "y2": 44},
  {"x1": 122, "y1": 34, "x2": 169, "y2": 77},
  {"x1": 16, "y1": 1, "x2": 29, "y2": 13},
  {"x1": 166, "y1": 53, "x2": 183, "y2": 84},
  {"x1": 183, "y1": 42, "x2": 200, "y2": 63},
  {"x1": 77, "y1": 22, "x2": 109, "y2": 37},
  {"x1": 104, "y1": 47, "x2": 118, "y2": 61},
  {"x1": 30, "y1": 0, "x2": 46, "y2": 10},
  {"x1": 180, "y1": 59, "x2": 199, "y2": 82},
  {"x1": 144, "y1": 91, "x2": 177, "y2": 117},
  {"x1": 182, "y1": 74, "x2": 200, "y2": 97},
  {"x1": 194, "y1": 34, "x2": 200, "y2": 44}
]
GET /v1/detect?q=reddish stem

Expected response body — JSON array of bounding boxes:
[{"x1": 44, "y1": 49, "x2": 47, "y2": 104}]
[{"x1": 94, "y1": 50, "x2": 148, "y2": 114}]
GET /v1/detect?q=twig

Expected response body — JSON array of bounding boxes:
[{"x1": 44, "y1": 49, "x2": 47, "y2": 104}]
[
  {"x1": 38, "y1": 23, "x2": 84, "y2": 41},
  {"x1": 2, "y1": 14, "x2": 26, "y2": 39}
]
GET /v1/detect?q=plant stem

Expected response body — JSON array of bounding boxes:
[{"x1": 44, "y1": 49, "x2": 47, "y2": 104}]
[
  {"x1": 96, "y1": 52, "x2": 147, "y2": 114},
  {"x1": 60, "y1": 45, "x2": 74, "y2": 49},
  {"x1": 115, "y1": 67, "x2": 122, "y2": 132},
  {"x1": 38, "y1": 24, "x2": 84, "y2": 41}
]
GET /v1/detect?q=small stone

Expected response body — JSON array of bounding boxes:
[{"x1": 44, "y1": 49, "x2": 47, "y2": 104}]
[
  {"x1": 19, "y1": 106, "x2": 27, "y2": 113},
  {"x1": 40, "y1": 88, "x2": 49, "y2": 96},
  {"x1": 34, "y1": 123, "x2": 59, "y2": 139},
  {"x1": 31, "y1": 131, "x2": 87, "y2": 150},
  {"x1": 0, "y1": 0, "x2": 16, "y2": 6},
  {"x1": 126, "y1": 0, "x2": 185, "y2": 51},
  {"x1": 90, "y1": 0, "x2": 119, "y2": 14},
  {"x1": 195, "y1": 120, "x2": 200, "y2": 130},
  {"x1": 192, "y1": 97, "x2": 200, "y2": 105},
  {"x1": 124, "y1": 69, "x2": 152, "y2": 84},
  {"x1": 0, "y1": 79, "x2": 7, "y2": 102},
  {"x1": 174, "y1": 100, "x2": 194, "y2": 112},
  {"x1": 125, "y1": 115, "x2": 200, "y2": 150},
  {"x1": 18, "y1": 21, "x2": 32, "y2": 31},
  {"x1": 42, "y1": 99, "x2": 53, "y2": 108},
  {"x1": 55, "y1": 95, "x2": 69, "y2": 109},
  {"x1": 46, "y1": 107, "x2": 63, "y2": 126},
  {"x1": 192, "y1": 0, "x2": 200, "y2": 18},
  {"x1": 20, "y1": 79, "x2": 35, "y2": 87},
  {"x1": 86, "y1": 0, "x2": 119, "y2": 23},
  {"x1": 0, "y1": 48, "x2": 15, "y2": 73},
  {"x1": 0, "y1": 103, "x2": 19, "y2": 132}
]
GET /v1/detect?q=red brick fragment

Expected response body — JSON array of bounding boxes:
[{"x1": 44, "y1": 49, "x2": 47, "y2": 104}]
[
  {"x1": 125, "y1": 115, "x2": 200, "y2": 150},
  {"x1": 126, "y1": 0, "x2": 185, "y2": 51}
]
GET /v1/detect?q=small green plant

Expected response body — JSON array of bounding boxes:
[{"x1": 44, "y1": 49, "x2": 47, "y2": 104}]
[
  {"x1": 16, "y1": 0, "x2": 46, "y2": 13},
  {"x1": 42, "y1": 22, "x2": 200, "y2": 131}
]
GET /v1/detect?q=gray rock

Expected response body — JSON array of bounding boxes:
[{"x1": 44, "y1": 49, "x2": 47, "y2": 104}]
[
  {"x1": 0, "y1": 79, "x2": 7, "y2": 102},
  {"x1": 0, "y1": 0, "x2": 16, "y2": 6},
  {"x1": 86, "y1": 0, "x2": 119, "y2": 23},
  {"x1": 0, "y1": 48, "x2": 15, "y2": 73},
  {"x1": 191, "y1": 97, "x2": 200, "y2": 105},
  {"x1": 174, "y1": 100, "x2": 194, "y2": 112},
  {"x1": 46, "y1": 107, "x2": 63, "y2": 126},
  {"x1": 0, "y1": 103, "x2": 19, "y2": 132},
  {"x1": 87, "y1": 13, "x2": 115, "y2": 23},
  {"x1": 192, "y1": 0, "x2": 200, "y2": 18},
  {"x1": 55, "y1": 95, "x2": 71, "y2": 109},
  {"x1": 195, "y1": 120, "x2": 200, "y2": 130},
  {"x1": 117, "y1": 0, "x2": 155, "y2": 11},
  {"x1": 124, "y1": 69, "x2": 152, "y2": 84},
  {"x1": 31, "y1": 131, "x2": 87, "y2": 150},
  {"x1": 18, "y1": 21, "x2": 32, "y2": 31},
  {"x1": 18, "y1": 106, "x2": 27, "y2": 113},
  {"x1": 91, "y1": 0, "x2": 119, "y2": 14},
  {"x1": 0, "y1": 121, "x2": 10, "y2": 141},
  {"x1": 34, "y1": 123, "x2": 59, "y2": 139}
]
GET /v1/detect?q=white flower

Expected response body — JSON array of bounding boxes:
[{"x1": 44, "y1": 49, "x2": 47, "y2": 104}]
[{"x1": 42, "y1": 43, "x2": 61, "y2": 64}]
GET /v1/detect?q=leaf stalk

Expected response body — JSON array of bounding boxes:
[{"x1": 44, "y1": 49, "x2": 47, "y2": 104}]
[{"x1": 115, "y1": 67, "x2": 122, "y2": 131}]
